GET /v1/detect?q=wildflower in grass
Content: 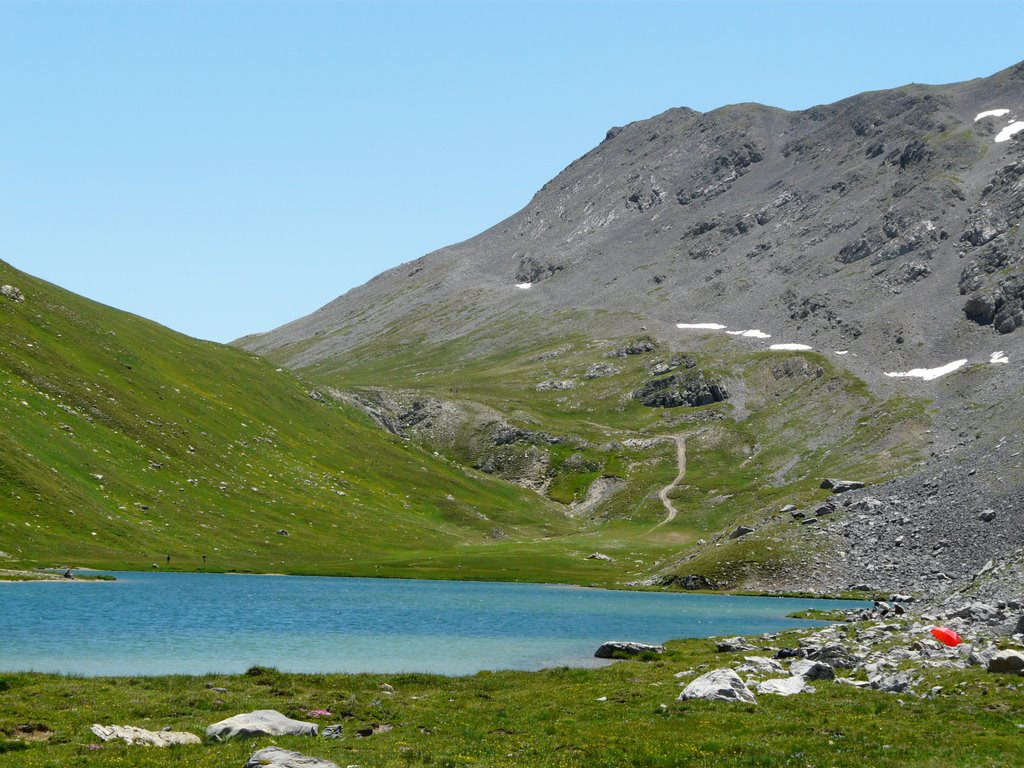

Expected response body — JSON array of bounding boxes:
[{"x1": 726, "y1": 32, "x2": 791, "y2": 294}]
[
  {"x1": 86, "y1": 743, "x2": 104, "y2": 750},
  {"x1": 307, "y1": 708, "x2": 332, "y2": 718}
]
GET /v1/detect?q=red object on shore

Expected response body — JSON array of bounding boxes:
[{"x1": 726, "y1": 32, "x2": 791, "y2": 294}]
[{"x1": 931, "y1": 626, "x2": 963, "y2": 647}]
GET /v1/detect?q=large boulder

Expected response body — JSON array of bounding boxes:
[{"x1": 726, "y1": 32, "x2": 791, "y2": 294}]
[
  {"x1": 90, "y1": 724, "x2": 201, "y2": 747},
  {"x1": 678, "y1": 669, "x2": 756, "y2": 704},
  {"x1": 244, "y1": 747, "x2": 340, "y2": 768},
  {"x1": 206, "y1": 710, "x2": 318, "y2": 742},
  {"x1": 0, "y1": 285, "x2": 24, "y2": 303},
  {"x1": 594, "y1": 641, "x2": 665, "y2": 659},
  {"x1": 987, "y1": 650, "x2": 1024, "y2": 675},
  {"x1": 790, "y1": 659, "x2": 837, "y2": 681}
]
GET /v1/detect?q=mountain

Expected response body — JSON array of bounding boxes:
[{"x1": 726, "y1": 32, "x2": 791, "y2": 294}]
[
  {"x1": 0, "y1": 259, "x2": 596, "y2": 580},
  {"x1": 237, "y1": 62, "x2": 1024, "y2": 602}
]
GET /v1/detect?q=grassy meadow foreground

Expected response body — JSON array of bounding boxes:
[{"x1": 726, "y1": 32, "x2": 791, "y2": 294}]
[{"x1": 1, "y1": 627, "x2": 1022, "y2": 768}]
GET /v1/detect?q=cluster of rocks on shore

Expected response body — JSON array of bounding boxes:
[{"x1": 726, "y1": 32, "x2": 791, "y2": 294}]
[
  {"x1": 673, "y1": 599, "x2": 1024, "y2": 705},
  {"x1": 91, "y1": 707, "x2": 375, "y2": 767}
]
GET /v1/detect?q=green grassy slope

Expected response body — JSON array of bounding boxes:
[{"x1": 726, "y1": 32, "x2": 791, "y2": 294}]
[
  {"x1": 0, "y1": 260, "x2": 581, "y2": 575},
  {"x1": 278, "y1": 317, "x2": 930, "y2": 589}
]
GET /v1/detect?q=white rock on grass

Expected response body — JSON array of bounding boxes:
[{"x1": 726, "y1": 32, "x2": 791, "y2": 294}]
[
  {"x1": 206, "y1": 710, "x2": 318, "y2": 742},
  {"x1": 756, "y1": 676, "x2": 816, "y2": 696},
  {"x1": 790, "y1": 659, "x2": 836, "y2": 680},
  {"x1": 245, "y1": 746, "x2": 340, "y2": 768},
  {"x1": 90, "y1": 724, "x2": 201, "y2": 747},
  {"x1": 678, "y1": 668, "x2": 756, "y2": 704}
]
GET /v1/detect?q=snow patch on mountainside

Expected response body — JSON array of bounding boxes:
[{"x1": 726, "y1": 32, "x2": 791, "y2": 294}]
[
  {"x1": 994, "y1": 121, "x2": 1024, "y2": 143},
  {"x1": 885, "y1": 359, "x2": 968, "y2": 381},
  {"x1": 975, "y1": 108, "x2": 1010, "y2": 121},
  {"x1": 770, "y1": 343, "x2": 813, "y2": 351}
]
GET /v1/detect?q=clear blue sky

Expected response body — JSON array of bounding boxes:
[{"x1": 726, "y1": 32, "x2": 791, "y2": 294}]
[{"x1": 1, "y1": 0, "x2": 1022, "y2": 343}]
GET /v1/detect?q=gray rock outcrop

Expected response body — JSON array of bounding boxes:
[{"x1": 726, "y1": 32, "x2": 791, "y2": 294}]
[
  {"x1": 206, "y1": 710, "x2": 318, "y2": 742},
  {"x1": 90, "y1": 724, "x2": 201, "y2": 747},
  {"x1": 0, "y1": 285, "x2": 23, "y2": 302},
  {"x1": 756, "y1": 676, "x2": 815, "y2": 696},
  {"x1": 820, "y1": 479, "x2": 866, "y2": 493},
  {"x1": 594, "y1": 640, "x2": 666, "y2": 659},
  {"x1": 789, "y1": 659, "x2": 836, "y2": 681},
  {"x1": 244, "y1": 747, "x2": 340, "y2": 768},
  {"x1": 987, "y1": 649, "x2": 1024, "y2": 675},
  {"x1": 678, "y1": 668, "x2": 757, "y2": 704},
  {"x1": 632, "y1": 373, "x2": 728, "y2": 409}
]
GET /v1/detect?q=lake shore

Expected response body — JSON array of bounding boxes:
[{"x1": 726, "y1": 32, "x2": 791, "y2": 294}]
[
  {"x1": 1, "y1": 619, "x2": 1021, "y2": 768},
  {"x1": 0, "y1": 569, "x2": 115, "y2": 582}
]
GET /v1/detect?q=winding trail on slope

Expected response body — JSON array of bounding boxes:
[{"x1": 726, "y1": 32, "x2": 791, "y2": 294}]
[{"x1": 653, "y1": 435, "x2": 687, "y2": 529}]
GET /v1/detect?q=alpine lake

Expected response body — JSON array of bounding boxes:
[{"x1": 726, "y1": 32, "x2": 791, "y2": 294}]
[{"x1": 0, "y1": 571, "x2": 866, "y2": 676}]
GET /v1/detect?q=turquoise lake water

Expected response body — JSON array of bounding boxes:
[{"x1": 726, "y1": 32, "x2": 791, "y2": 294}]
[{"x1": 0, "y1": 572, "x2": 866, "y2": 676}]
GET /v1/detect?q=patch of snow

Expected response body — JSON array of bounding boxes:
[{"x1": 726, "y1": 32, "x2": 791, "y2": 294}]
[
  {"x1": 676, "y1": 322, "x2": 727, "y2": 330},
  {"x1": 728, "y1": 329, "x2": 771, "y2": 338},
  {"x1": 835, "y1": 350, "x2": 849, "y2": 356},
  {"x1": 769, "y1": 343, "x2": 812, "y2": 351},
  {"x1": 884, "y1": 359, "x2": 968, "y2": 381},
  {"x1": 975, "y1": 108, "x2": 1010, "y2": 121},
  {"x1": 994, "y1": 121, "x2": 1024, "y2": 143},
  {"x1": 514, "y1": 283, "x2": 532, "y2": 290},
  {"x1": 990, "y1": 351, "x2": 1009, "y2": 364}
]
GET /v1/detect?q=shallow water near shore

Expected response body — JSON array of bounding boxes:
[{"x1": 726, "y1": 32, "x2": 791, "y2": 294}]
[{"x1": 0, "y1": 572, "x2": 866, "y2": 676}]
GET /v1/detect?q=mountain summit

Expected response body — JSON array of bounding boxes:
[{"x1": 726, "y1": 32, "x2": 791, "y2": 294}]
[{"x1": 241, "y1": 60, "x2": 1024, "y2": 379}]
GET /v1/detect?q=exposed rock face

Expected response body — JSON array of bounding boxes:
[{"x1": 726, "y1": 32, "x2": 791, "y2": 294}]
[
  {"x1": 244, "y1": 747, "x2": 340, "y2": 768},
  {"x1": 729, "y1": 525, "x2": 755, "y2": 539},
  {"x1": 632, "y1": 373, "x2": 728, "y2": 408},
  {"x1": 987, "y1": 649, "x2": 1024, "y2": 675},
  {"x1": 90, "y1": 724, "x2": 201, "y2": 747},
  {"x1": 594, "y1": 641, "x2": 666, "y2": 659},
  {"x1": 716, "y1": 636, "x2": 756, "y2": 653},
  {"x1": 206, "y1": 710, "x2": 318, "y2": 742},
  {"x1": 789, "y1": 659, "x2": 836, "y2": 681},
  {"x1": 678, "y1": 669, "x2": 757, "y2": 704},
  {"x1": 535, "y1": 380, "x2": 575, "y2": 391},
  {"x1": 820, "y1": 479, "x2": 866, "y2": 493},
  {"x1": 0, "y1": 284, "x2": 24, "y2": 302}
]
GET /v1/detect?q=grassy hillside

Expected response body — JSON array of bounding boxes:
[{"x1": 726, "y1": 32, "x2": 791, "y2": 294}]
[
  {"x1": 271, "y1": 315, "x2": 931, "y2": 590},
  {"x1": 0, "y1": 260, "x2": 588, "y2": 576}
]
